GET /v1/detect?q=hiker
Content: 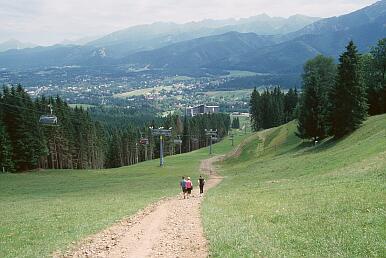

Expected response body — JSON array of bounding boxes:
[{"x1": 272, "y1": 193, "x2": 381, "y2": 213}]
[
  {"x1": 185, "y1": 177, "x2": 193, "y2": 198},
  {"x1": 180, "y1": 176, "x2": 187, "y2": 199},
  {"x1": 198, "y1": 175, "x2": 206, "y2": 196}
]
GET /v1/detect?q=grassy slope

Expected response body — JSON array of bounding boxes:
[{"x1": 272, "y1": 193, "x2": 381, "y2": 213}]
[
  {"x1": 203, "y1": 115, "x2": 386, "y2": 257},
  {"x1": 0, "y1": 131, "x2": 247, "y2": 258},
  {"x1": 205, "y1": 89, "x2": 252, "y2": 98}
]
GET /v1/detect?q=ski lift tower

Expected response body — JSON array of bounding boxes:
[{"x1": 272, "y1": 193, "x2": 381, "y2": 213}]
[
  {"x1": 150, "y1": 127, "x2": 172, "y2": 167},
  {"x1": 205, "y1": 129, "x2": 218, "y2": 155}
]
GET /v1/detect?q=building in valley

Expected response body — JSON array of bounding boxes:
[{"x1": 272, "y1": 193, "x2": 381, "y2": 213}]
[{"x1": 185, "y1": 104, "x2": 219, "y2": 117}]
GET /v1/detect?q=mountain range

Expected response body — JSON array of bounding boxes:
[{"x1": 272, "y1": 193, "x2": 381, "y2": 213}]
[
  {"x1": 124, "y1": 0, "x2": 386, "y2": 73},
  {"x1": 0, "y1": 39, "x2": 37, "y2": 52},
  {"x1": 86, "y1": 14, "x2": 319, "y2": 57},
  {"x1": 0, "y1": 0, "x2": 385, "y2": 75}
]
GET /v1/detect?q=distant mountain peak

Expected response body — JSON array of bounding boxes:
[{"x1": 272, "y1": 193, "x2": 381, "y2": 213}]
[
  {"x1": 289, "y1": 0, "x2": 386, "y2": 37},
  {"x1": 0, "y1": 39, "x2": 37, "y2": 52}
]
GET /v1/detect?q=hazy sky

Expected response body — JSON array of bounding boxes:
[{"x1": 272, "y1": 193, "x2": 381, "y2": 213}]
[{"x1": 0, "y1": 0, "x2": 379, "y2": 45}]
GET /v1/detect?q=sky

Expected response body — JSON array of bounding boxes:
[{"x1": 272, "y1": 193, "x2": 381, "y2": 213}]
[{"x1": 0, "y1": 0, "x2": 379, "y2": 45}]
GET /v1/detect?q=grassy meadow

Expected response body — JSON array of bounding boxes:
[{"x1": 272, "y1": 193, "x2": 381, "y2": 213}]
[
  {"x1": 205, "y1": 89, "x2": 252, "y2": 98},
  {"x1": 113, "y1": 85, "x2": 173, "y2": 98},
  {"x1": 203, "y1": 114, "x2": 386, "y2": 257},
  {"x1": 0, "y1": 132, "x2": 246, "y2": 258}
]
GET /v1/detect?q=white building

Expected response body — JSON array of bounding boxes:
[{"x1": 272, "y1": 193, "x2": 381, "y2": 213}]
[{"x1": 185, "y1": 104, "x2": 220, "y2": 117}]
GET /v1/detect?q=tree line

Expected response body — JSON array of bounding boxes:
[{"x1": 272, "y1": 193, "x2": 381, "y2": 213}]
[
  {"x1": 249, "y1": 38, "x2": 385, "y2": 141},
  {"x1": 0, "y1": 86, "x2": 230, "y2": 172},
  {"x1": 231, "y1": 117, "x2": 240, "y2": 129},
  {"x1": 105, "y1": 112, "x2": 231, "y2": 168},
  {"x1": 297, "y1": 39, "x2": 385, "y2": 141},
  {"x1": 249, "y1": 87, "x2": 299, "y2": 131}
]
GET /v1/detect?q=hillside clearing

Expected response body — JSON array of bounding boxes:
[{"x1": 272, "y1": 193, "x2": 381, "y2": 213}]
[
  {"x1": 203, "y1": 115, "x2": 386, "y2": 257},
  {"x1": 0, "y1": 132, "x2": 247, "y2": 258}
]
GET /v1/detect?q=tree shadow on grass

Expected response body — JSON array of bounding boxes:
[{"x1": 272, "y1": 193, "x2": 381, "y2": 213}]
[{"x1": 276, "y1": 137, "x2": 343, "y2": 157}]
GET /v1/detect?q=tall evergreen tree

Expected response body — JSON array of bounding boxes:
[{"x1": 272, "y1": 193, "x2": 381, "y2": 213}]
[
  {"x1": 297, "y1": 55, "x2": 336, "y2": 140},
  {"x1": 231, "y1": 117, "x2": 240, "y2": 129},
  {"x1": 271, "y1": 87, "x2": 284, "y2": 127},
  {"x1": 365, "y1": 38, "x2": 386, "y2": 114},
  {"x1": 182, "y1": 115, "x2": 190, "y2": 153},
  {"x1": 330, "y1": 41, "x2": 368, "y2": 138},
  {"x1": 249, "y1": 88, "x2": 261, "y2": 131},
  {"x1": 106, "y1": 130, "x2": 123, "y2": 168},
  {"x1": 284, "y1": 88, "x2": 298, "y2": 122},
  {"x1": 2, "y1": 86, "x2": 46, "y2": 171},
  {"x1": 260, "y1": 89, "x2": 272, "y2": 129},
  {"x1": 0, "y1": 118, "x2": 14, "y2": 172}
]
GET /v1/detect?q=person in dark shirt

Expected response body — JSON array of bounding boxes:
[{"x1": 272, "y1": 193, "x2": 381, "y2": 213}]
[
  {"x1": 198, "y1": 175, "x2": 206, "y2": 196},
  {"x1": 180, "y1": 176, "x2": 187, "y2": 199}
]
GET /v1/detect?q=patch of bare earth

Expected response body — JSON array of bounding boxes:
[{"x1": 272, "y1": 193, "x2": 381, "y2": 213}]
[{"x1": 55, "y1": 156, "x2": 224, "y2": 258}]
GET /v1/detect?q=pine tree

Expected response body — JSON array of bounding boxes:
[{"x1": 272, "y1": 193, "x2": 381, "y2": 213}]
[
  {"x1": 182, "y1": 115, "x2": 190, "y2": 153},
  {"x1": 231, "y1": 117, "x2": 240, "y2": 129},
  {"x1": 330, "y1": 41, "x2": 368, "y2": 138},
  {"x1": 297, "y1": 55, "x2": 336, "y2": 140},
  {"x1": 284, "y1": 88, "x2": 299, "y2": 122},
  {"x1": 0, "y1": 118, "x2": 14, "y2": 172},
  {"x1": 106, "y1": 130, "x2": 123, "y2": 168},
  {"x1": 271, "y1": 87, "x2": 284, "y2": 127},
  {"x1": 365, "y1": 38, "x2": 386, "y2": 114},
  {"x1": 249, "y1": 88, "x2": 261, "y2": 131},
  {"x1": 260, "y1": 89, "x2": 273, "y2": 129},
  {"x1": 297, "y1": 76, "x2": 324, "y2": 141},
  {"x1": 1, "y1": 86, "x2": 46, "y2": 171}
]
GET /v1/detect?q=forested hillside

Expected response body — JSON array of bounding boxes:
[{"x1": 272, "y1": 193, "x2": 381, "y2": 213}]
[
  {"x1": 0, "y1": 86, "x2": 230, "y2": 172},
  {"x1": 249, "y1": 39, "x2": 386, "y2": 140}
]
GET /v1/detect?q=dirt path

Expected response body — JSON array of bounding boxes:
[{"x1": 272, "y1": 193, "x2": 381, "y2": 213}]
[{"x1": 57, "y1": 156, "x2": 224, "y2": 258}]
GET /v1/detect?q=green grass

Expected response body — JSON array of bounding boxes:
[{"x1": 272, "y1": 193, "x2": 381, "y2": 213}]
[
  {"x1": 0, "y1": 133, "x2": 247, "y2": 258},
  {"x1": 221, "y1": 70, "x2": 258, "y2": 78},
  {"x1": 163, "y1": 75, "x2": 193, "y2": 82},
  {"x1": 113, "y1": 85, "x2": 173, "y2": 98},
  {"x1": 205, "y1": 89, "x2": 252, "y2": 98},
  {"x1": 203, "y1": 115, "x2": 386, "y2": 257},
  {"x1": 68, "y1": 104, "x2": 96, "y2": 109}
]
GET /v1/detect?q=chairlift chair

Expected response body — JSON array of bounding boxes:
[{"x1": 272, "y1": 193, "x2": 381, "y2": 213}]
[
  {"x1": 39, "y1": 115, "x2": 58, "y2": 125},
  {"x1": 139, "y1": 138, "x2": 149, "y2": 145},
  {"x1": 39, "y1": 104, "x2": 58, "y2": 126},
  {"x1": 173, "y1": 139, "x2": 182, "y2": 144}
]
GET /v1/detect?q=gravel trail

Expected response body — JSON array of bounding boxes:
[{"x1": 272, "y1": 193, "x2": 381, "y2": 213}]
[{"x1": 57, "y1": 156, "x2": 224, "y2": 258}]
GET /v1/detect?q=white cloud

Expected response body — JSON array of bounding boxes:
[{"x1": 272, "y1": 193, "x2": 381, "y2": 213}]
[{"x1": 0, "y1": 0, "x2": 379, "y2": 45}]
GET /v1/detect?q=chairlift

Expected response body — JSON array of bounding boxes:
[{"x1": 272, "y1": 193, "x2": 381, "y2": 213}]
[
  {"x1": 174, "y1": 139, "x2": 182, "y2": 144},
  {"x1": 39, "y1": 104, "x2": 58, "y2": 126},
  {"x1": 140, "y1": 138, "x2": 149, "y2": 145}
]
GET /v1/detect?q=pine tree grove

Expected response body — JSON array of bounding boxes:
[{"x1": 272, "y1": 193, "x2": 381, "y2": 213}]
[{"x1": 0, "y1": 85, "x2": 231, "y2": 172}]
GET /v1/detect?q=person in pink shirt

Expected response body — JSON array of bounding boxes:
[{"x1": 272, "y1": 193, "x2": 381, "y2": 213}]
[{"x1": 185, "y1": 177, "x2": 193, "y2": 198}]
